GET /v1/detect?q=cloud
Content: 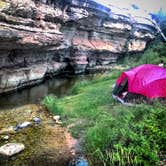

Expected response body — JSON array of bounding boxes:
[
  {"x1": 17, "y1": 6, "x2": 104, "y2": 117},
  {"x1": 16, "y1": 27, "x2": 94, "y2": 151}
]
[{"x1": 94, "y1": 0, "x2": 166, "y2": 14}]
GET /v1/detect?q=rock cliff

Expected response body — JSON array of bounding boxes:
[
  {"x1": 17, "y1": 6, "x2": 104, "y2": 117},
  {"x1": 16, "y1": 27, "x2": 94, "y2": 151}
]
[{"x1": 0, "y1": 0, "x2": 156, "y2": 93}]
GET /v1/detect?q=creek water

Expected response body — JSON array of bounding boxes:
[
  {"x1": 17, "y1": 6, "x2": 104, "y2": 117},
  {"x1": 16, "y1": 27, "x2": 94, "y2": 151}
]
[
  {"x1": 0, "y1": 74, "x2": 93, "y2": 166},
  {"x1": 0, "y1": 75, "x2": 93, "y2": 110}
]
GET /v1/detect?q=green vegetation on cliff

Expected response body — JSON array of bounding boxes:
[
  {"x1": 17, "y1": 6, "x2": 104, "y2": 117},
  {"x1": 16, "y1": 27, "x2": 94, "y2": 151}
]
[{"x1": 120, "y1": 42, "x2": 166, "y2": 67}]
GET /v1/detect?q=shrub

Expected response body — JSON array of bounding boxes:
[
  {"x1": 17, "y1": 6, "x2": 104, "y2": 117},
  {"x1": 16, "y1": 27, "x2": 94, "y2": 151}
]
[
  {"x1": 120, "y1": 42, "x2": 166, "y2": 67},
  {"x1": 85, "y1": 103, "x2": 166, "y2": 165}
]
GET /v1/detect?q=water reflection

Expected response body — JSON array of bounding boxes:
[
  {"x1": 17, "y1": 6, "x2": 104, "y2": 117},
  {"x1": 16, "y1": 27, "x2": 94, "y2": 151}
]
[{"x1": 0, "y1": 75, "x2": 92, "y2": 110}]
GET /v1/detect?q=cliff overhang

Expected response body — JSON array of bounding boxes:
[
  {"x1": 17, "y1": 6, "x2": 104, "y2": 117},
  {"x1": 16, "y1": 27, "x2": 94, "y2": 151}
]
[{"x1": 0, "y1": 0, "x2": 157, "y2": 93}]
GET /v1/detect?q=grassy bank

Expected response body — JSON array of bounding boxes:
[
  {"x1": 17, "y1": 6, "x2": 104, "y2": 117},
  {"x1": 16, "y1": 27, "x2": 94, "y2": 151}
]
[{"x1": 43, "y1": 70, "x2": 166, "y2": 165}]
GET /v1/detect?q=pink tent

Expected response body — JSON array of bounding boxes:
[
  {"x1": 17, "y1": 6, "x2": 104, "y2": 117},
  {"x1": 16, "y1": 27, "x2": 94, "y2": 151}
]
[{"x1": 116, "y1": 64, "x2": 166, "y2": 99}]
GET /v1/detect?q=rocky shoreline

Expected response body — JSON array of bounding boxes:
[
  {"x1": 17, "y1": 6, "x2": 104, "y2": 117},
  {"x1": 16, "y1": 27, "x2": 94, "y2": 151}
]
[{"x1": 0, "y1": 104, "x2": 79, "y2": 166}]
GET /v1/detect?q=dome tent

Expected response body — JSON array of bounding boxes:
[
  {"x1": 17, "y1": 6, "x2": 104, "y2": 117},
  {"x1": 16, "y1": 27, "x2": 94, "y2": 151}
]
[{"x1": 113, "y1": 64, "x2": 166, "y2": 100}]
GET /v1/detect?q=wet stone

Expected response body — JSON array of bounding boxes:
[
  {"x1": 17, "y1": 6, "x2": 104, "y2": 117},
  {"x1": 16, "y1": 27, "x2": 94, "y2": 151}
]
[{"x1": 69, "y1": 156, "x2": 89, "y2": 166}]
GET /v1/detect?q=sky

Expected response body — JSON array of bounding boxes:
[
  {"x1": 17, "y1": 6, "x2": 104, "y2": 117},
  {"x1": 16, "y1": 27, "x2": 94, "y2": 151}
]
[{"x1": 94, "y1": 0, "x2": 166, "y2": 18}]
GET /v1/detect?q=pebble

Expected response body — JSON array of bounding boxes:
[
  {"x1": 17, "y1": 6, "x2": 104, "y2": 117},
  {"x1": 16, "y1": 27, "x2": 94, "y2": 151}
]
[
  {"x1": 69, "y1": 156, "x2": 89, "y2": 166},
  {"x1": 2, "y1": 135, "x2": 9, "y2": 140},
  {"x1": 53, "y1": 115, "x2": 62, "y2": 124},
  {"x1": 19, "y1": 121, "x2": 31, "y2": 128},
  {"x1": 33, "y1": 117, "x2": 41, "y2": 124},
  {"x1": 53, "y1": 115, "x2": 60, "y2": 121},
  {"x1": 14, "y1": 121, "x2": 31, "y2": 131}
]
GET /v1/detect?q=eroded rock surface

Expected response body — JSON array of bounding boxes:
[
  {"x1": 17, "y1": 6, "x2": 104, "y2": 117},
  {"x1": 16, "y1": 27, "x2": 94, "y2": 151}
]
[{"x1": 0, "y1": 0, "x2": 156, "y2": 93}]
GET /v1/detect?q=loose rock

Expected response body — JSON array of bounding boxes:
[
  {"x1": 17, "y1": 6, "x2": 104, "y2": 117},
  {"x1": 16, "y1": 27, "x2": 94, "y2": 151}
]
[
  {"x1": 69, "y1": 156, "x2": 89, "y2": 166},
  {"x1": 53, "y1": 115, "x2": 61, "y2": 121},
  {"x1": 53, "y1": 115, "x2": 62, "y2": 124},
  {"x1": 14, "y1": 121, "x2": 31, "y2": 131},
  {"x1": 33, "y1": 117, "x2": 41, "y2": 124},
  {"x1": 1, "y1": 135, "x2": 9, "y2": 140},
  {"x1": 0, "y1": 143, "x2": 25, "y2": 156}
]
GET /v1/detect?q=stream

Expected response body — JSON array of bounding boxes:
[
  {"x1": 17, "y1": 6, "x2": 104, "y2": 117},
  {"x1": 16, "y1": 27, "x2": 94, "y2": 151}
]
[
  {"x1": 0, "y1": 74, "x2": 95, "y2": 165},
  {"x1": 0, "y1": 75, "x2": 93, "y2": 110}
]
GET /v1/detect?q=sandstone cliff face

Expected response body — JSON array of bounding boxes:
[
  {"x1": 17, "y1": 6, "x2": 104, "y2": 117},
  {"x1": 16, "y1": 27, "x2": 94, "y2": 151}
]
[{"x1": 0, "y1": 0, "x2": 156, "y2": 93}]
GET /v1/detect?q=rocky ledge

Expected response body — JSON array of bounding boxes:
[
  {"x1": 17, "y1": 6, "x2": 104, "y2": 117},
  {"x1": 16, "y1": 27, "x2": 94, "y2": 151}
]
[{"x1": 0, "y1": 0, "x2": 156, "y2": 93}]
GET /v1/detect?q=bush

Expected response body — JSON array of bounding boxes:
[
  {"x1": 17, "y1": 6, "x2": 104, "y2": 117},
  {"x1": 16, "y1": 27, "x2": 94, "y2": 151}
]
[
  {"x1": 120, "y1": 42, "x2": 166, "y2": 67},
  {"x1": 85, "y1": 103, "x2": 166, "y2": 165}
]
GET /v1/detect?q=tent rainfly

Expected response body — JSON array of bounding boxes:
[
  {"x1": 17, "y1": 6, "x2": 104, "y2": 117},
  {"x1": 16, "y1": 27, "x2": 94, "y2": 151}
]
[{"x1": 113, "y1": 64, "x2": 166, "y2": 99}]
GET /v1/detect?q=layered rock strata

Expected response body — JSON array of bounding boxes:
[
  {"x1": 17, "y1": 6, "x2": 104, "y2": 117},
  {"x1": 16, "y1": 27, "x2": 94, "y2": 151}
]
[{"x1": 0, "y1": 0, "x2": 156, "y2": 93}]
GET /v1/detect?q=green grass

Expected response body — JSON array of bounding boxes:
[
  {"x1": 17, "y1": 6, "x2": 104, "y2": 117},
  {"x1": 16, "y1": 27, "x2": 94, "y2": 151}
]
[{"x1": 42, "y1": 69, "x2": 166, "y2": 165}]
